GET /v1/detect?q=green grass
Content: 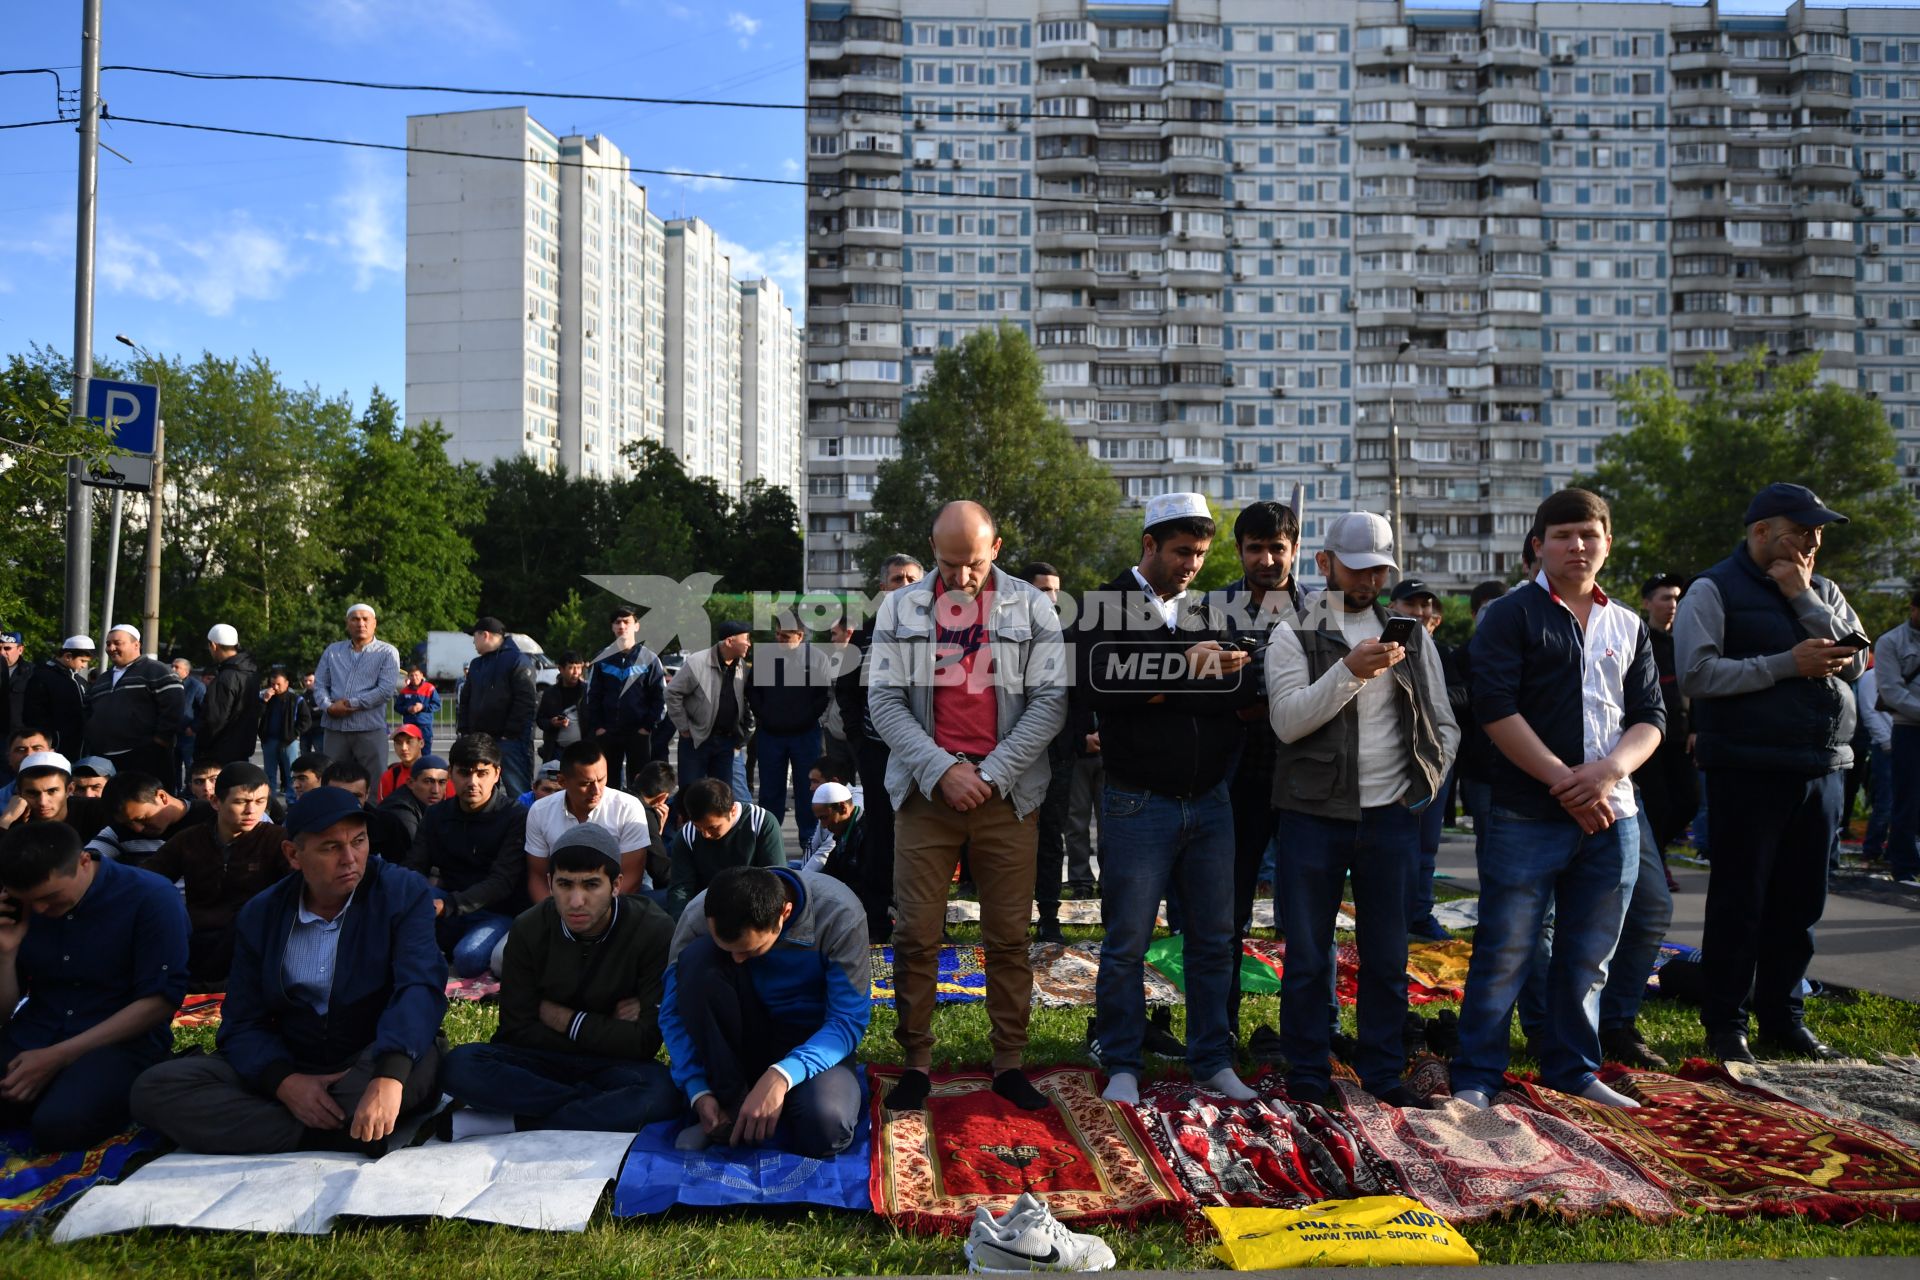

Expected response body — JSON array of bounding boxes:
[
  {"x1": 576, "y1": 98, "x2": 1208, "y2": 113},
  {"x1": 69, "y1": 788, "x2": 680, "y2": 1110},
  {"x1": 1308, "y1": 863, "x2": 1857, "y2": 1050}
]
[{"x1": 11, "y1": 915, "x2": 1920, "y2": 1274}]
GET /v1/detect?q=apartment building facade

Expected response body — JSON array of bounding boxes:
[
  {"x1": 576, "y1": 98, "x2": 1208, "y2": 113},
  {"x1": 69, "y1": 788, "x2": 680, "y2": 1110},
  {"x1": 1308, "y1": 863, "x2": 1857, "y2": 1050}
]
[
  {"x1": 802, "y1": 0, "x2": 1920, "y2": 590},
  {"x1": 408, "y1": 108, "x2": 804, "y2": 497}
]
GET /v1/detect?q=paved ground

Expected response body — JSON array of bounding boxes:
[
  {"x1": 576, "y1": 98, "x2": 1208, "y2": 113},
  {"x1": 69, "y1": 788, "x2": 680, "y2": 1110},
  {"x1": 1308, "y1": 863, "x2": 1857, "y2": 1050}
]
[
  {"x1": 863, "y1": 1258, "x2": 1917, "y2": 1280},
  {"x1": 1434, "y1": 833, "x2": 1920, "y2": 1004}
]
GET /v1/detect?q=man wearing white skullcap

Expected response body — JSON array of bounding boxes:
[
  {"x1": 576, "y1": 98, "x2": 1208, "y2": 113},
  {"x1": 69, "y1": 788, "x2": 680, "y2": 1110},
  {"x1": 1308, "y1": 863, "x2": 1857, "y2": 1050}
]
[
  {"x1": 313, "y1": 603, "x2": 403, "y2": 784},
  {"x1": 84, "y1": 624, "x2": 186, "y2": 784},
  {"x1": 199, "y1": 623, "x2": 263, "y2": 767}
]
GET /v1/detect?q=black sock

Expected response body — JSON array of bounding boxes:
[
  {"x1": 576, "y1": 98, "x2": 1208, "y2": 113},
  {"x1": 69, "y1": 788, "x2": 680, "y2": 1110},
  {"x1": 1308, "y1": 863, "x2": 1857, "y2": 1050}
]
[
  {"x1": 993, "y1": 1069, "x2": 1049, "y2": 1111},
  {"x1": 886, "y1": 1069, "x2": 931, "y2": 1111}
]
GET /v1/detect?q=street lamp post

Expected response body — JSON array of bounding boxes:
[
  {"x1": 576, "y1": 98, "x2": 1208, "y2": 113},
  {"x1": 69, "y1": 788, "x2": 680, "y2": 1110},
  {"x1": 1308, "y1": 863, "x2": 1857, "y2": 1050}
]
[{"x1": 1386, "y1": 339, "x2": 1412, "y2": 562}]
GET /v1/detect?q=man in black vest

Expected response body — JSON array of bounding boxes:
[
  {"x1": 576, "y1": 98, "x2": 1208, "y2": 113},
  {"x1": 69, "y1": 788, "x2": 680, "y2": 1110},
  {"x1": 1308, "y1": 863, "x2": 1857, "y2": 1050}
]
[{"x1": 1675, "y1": 484, "x2": 1866, "y2": 1064}]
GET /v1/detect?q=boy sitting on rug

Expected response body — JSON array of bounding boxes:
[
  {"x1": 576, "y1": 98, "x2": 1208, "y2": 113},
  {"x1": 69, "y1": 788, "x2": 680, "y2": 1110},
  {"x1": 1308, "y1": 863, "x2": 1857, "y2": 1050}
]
[
  {"x1": 663, "y1": 778, "x2": 786, "y2": 918},
  {"x1": 130, "y1": 787, "x2": 447, "y2": 1155},
  {"x1": 658, "y1": 865, "x2": 870, "y2": 1158},
  {"x1": 436, "y1": 824, "x2": 681, "y2": 1134},
  {"x1": 0, "y1": 821, "x2": 188, "y2": 1151},
  {"x1": 137, "y1": 762, "x2": 284, "y2": 988}
]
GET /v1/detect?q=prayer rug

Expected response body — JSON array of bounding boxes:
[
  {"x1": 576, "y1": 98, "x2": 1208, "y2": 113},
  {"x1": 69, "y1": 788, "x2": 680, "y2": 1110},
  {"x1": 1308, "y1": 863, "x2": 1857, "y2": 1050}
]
[
  {"x1": 1644, "y1": 942, "x2": 1701, "y2": 999},
  {"x1": 1724, "y1": 1057, "x2": 1920, "y2": 1152},
  {"x1": 868, "y1": 1065, "x2": 1187, "y2": 1233},
  {"x1": 1513, "y1": 1064, "x2": 1920, "y2": 1221},
  {"x1": 0, "y1": 1127, "x2": 160, "y2": 1238},
  {"x1": 1430, "y1": 898, "x2": 1479, "y2": 931},
  {"x1": 946, "y1": 900, "x2": 1165, "y2": 926},
  {"x1": 1029, "y1": 940, "x2": 1182, "y2": 1009},
  {"x1": 1403, "y1": 939, "x2": 1473, "y2": 1000},
  {"x1": 869, "y1": 945, "x2": 987, "y2": 1006},
  {"x1": 614, "y1": 1085, "x2": 871, "y2": 1216},
  {"x1": 1153, "y1": 936, "x2": 1450, "y2": 1006},
  {"x1": 1249, "y1": 901, "x2": 1358, "y2": 931},
  {"x1": 445, "y1": 975, "x2": 502, "y2": 1002},
  {"x1": 1136, "y1": 1071, "x2": 1406, "y2": 1211},
  {"x1": 172, "y1": 992, "x2": 225, "y2": 1029},
  {"x1": 1334, "y1": 1081, "x2": 1676, "y2": 1224}
]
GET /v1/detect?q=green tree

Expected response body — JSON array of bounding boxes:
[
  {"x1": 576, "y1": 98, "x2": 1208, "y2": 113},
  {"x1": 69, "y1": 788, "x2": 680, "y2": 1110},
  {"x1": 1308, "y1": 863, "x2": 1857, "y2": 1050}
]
[
  {"x1": 325, "y1": 389, "x2": 487, "y2": 659},
  {"x1": 725, "y1": 479, "x2": 804, "y2": 590},
  {"x1": 1579, "y1": 351, "x2": 1918, "y2": 596},
  {"x1": 542, "y1": 588, "x2": 596, "y2": 659},
  {"x1": 860, "y1": 322, "x2": 1130, "y2": 591},
  {"x1": 473, "y1": 456, "x2": 620, "y2": 635}
]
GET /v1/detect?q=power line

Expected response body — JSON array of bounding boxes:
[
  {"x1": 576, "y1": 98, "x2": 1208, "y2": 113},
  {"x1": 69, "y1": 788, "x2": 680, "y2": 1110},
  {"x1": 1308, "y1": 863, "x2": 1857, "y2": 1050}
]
[
  {"x1": 0, "y1": 118, "x2": 65, "y2": 131},
  {"x1": 105, "y1": 112, "x2": 1749, "y2": 225}
]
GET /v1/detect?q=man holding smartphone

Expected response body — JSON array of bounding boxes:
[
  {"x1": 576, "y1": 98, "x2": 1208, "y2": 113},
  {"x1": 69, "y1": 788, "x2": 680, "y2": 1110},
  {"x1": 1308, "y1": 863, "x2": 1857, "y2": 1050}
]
[
  {"x1": 1676, "y1": 483, "x2": 1868, "y2": 1064},
  {"x1": 1265, "y1": 513, "x2": 1457, "y2": 1107}
]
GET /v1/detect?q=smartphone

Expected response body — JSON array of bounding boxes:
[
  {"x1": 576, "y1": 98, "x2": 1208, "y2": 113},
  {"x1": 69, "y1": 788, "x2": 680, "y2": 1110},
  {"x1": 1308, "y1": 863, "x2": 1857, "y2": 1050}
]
[
  {"x1": 1380, "y1": 616, "x2": 1420, "y2": 648},
  {"x1": 1838, "y1": 630, "x2": 1872, "y2": 651}
]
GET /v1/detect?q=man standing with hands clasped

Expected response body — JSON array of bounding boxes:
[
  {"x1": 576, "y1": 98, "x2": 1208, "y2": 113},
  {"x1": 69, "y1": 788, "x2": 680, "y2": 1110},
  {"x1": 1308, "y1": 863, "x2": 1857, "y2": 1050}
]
[
  {"x1": 1451, "y1": 489, "x2": 1665, "y2": 1111},
  {"x1": 1677, "y1": 484, "x2": 1867, "y2": 1064}
]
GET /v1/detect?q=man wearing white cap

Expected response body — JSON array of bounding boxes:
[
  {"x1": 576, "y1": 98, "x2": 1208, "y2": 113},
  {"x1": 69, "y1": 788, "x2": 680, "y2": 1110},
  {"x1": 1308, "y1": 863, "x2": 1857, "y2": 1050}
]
[
  {"x1": 1267, "y1": 511, "x2": 1458, "y2": 1108},
  {"x1": 84, "y1": 625, "x2": 186, "y2": 785},
  {"x1": 21, "y1": 637, "x2": 95, "y2": 759},
  {"x1": 798, "y1": 781, "x2": 863, "y2": 879},
  {"x1": 0, "y1": 751, "x2": 108, "y2": 836},
  {"x1": 1075, "y1": 491, "x2": 1262, "y2": 1107},
  {"x1": 199, "y1": 624, "x2": 263, "y2": 767},
  {"x1": 313, "y1": 604, "x2": 403, "y2": 785}
]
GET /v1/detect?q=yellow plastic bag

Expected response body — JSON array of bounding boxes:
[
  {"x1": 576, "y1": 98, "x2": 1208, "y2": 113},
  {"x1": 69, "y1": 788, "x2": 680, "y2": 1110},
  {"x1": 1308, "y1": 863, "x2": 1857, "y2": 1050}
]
[{"x1": 1206, "y1": 1197, "x2": 1479, "y2": 1269}]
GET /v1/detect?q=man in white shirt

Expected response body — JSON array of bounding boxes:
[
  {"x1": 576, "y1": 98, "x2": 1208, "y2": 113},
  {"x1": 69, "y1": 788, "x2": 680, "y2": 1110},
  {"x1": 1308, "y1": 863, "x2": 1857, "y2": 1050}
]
[
  {"x1": 1266, "y1": 512, "x2": 1458, "y2": 1108},
  {"x1": 525, "y1": 740, "x2": 652, "y2": 903}
]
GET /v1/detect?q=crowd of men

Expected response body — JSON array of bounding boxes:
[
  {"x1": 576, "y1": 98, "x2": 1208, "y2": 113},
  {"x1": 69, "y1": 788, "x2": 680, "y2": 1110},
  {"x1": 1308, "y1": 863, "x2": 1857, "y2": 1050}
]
[{"x1": 0, "y1": 477, "x2": 1898, "y2": 1158}]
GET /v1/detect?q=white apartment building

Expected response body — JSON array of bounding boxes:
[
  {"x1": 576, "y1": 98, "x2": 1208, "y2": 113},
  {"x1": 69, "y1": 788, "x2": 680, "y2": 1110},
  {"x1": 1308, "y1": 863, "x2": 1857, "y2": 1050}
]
[
  {"x1": 741, "y1": 276, "x2": 808, "y2": 497},
  {"x1": 802, "y1": 0, "x2": 1920, "y2": 590},
  {"x1": 407, "y1": 108, "x2": 804, "y2": 496}
]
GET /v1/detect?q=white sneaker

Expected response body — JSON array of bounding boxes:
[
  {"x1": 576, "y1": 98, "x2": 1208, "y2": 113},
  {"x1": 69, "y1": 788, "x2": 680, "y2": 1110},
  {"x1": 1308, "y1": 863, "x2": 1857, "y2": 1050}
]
[{"x1": 965, "y1": 1194, "x2": 1116, "y2": 1273}]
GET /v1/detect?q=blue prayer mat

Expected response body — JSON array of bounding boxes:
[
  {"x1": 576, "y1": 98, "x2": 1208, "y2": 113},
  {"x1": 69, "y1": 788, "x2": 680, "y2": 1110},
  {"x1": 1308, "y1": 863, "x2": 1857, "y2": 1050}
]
[
  {"x1": 868, "y1": 943, "x2": 987, "y2": 1007},
  {"x1": 0, "y1": 1126, "x2": 161, "y2": 1237}
]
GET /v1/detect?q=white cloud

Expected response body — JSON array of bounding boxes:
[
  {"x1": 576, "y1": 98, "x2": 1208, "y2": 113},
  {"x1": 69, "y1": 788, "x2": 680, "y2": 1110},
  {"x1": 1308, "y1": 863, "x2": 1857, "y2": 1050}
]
[
  {"x1": 781, "y1": 157, "x2": 801, "y2": 178},
  {"x1": 312, "y1": 156, "x2": 404, "y2": 290},
  {"x1": 717, "y1": 234, "x2": 807, "y2": 312},
  {"x1": 662, "y1": 167, "x2": 737, "y2": 193},
  {"x1": 726, "y1": 11, "x2": 761, "y2": 48},
  {"x1": 99, "y1": 215, "x2": 303, "y2": 317}
]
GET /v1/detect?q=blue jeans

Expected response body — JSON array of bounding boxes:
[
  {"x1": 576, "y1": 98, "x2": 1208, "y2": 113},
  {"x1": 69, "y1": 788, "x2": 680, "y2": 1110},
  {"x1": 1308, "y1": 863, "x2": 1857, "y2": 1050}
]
[
  {"x1": 1887, "y1": 725, "x2": 1920, "y2": 877},
  {"x1": 1408, "y1": 765, "x2": 1452, "y2": 924},
  {"x1": 1276, "y1": 805, "x2": 1417, "y2": 1095},
  {"x1": 1094, "y1": 781, "x2": 1236, "y2": 1078},
  {"x1": 1598, "y1": 795, "x2": 1676, "y2": 1032},
  {"x1": 446, "y1": 911, "x2": 515, "y2": 979},
  {"x1": 1690, "y1": 771, "x2": 1710, "y2": 852},
  {"x1": 499, "y1": 734, "x2": 534, "y2": 798},
  {"x1": 261, "y1": 737, "x2": 295, "y2": 801},
  {"x1": 1452, "y1": 809, "x2": 1638, "y2": 1098},
  {"x1": 679, "y1": 736, "x2": 750, "y2": 803},
  {"x1": 757, "y1": 727, "x2": 822, "y2": 843},
  {"x1": 1459, "y1": 778, "x2": 1492, "y2": 859},
  {"x1": 1862, "y1": 741, "x2": 1895, "y2": 860},
  {"x1": 438, "y1": 1042, "x2": 681, "y2": 1132}
]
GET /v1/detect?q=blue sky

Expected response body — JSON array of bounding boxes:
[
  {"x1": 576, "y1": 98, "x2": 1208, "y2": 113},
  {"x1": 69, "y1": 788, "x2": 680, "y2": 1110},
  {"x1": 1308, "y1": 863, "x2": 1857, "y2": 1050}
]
[{"x1": 0, "y1": 0, "x2": 804, "y2": 414}]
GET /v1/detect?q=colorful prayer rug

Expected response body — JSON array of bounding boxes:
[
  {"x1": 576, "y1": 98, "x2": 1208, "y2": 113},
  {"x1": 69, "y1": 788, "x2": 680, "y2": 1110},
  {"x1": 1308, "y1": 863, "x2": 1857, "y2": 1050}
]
[
  {"x1": 1644, "y1": 942, "x2": 1701, "y2": 999},
  {"x1": 445, "y1": 975, "x2": 502, "y2": 1002},
  {"x1": 867, "y1": 1066, "x2": 1187, "y2": 1233},
  {"x1": 1403, "y1": 939, "x2": 1473, "y2": 999},
  {"x1": 1334, "y1": 1081, "x2": 1676, "y2": 1224},
  {"x1": 613, "y1": 1084, "x2": 871, "y2": 1216},
  {"x1": 1513, "y1": 1064, "x2": 1920, "y2": 1221},
  {"x1": 1724, "y1": 1057, "x2": 1920, "y2": 1152},
  {"x1": 1137, "y1": 1071, "x2": 1406, "y2": 1211},
  {"x1": 1029, "y1": 940, "x2": 1182, "y2": 1009},
  {"x1": 172, "y1": 992, "x2": 225, "y2": 1029},
  {"x1": 1149, "y1": 936, "x2": 1461, "y2": 1006},
  {"x1": 0, "y1": 1127, "x2": 161, "y2": 1237},
  {"x1": 869, "y1": 944, "x2": 987, "y2": 1006}
]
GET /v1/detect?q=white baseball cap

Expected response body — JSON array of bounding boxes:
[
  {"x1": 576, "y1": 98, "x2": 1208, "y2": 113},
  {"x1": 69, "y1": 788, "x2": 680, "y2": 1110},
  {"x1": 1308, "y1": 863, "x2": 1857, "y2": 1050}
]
[
  {"x1": 1142, "y1": 491, "x2": 1210, "y2": 530},
  {"x1": 811, "y1": 782, "x2": 854, "y2": 806},
  {"x1": 61, "y1": 635, "x2": 97, "y2": 652},
  {"x1": 207, "y1": 623, "x2": 239, "y2": 646},
  {"x1": 1323, "y1": 511, "x2": 1399, "y2": 572},
  {"x1": 108, "y1": 623, "x2": 141, "y2": 643}
]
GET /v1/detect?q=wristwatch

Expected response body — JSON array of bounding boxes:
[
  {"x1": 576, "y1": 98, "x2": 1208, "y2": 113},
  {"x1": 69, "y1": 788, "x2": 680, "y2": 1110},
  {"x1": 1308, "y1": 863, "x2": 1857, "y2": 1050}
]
[{"x1": 977, "y1": 768, "x2": 998, "y2": 793}]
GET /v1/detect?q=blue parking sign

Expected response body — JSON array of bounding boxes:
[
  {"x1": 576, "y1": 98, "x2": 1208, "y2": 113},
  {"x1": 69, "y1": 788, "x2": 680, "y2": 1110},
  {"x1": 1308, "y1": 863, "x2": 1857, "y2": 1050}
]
[{"x1": 85, "y1": 378, "x2": 159, "y2": 455}]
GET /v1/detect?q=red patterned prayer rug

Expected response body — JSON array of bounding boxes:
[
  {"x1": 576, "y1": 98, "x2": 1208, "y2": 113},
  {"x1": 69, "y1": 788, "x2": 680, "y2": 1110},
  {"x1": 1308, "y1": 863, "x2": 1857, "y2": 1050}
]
[
  {"x1": 171, "y1": 993, "x2": 224, "y2": 1029},
  {"x1": 1511, "y1": 1063, "x2": 1920, "y2": 1222},
  {"x1": 868, "y1": 1066, "x2": 1188, "y2": 1234},
  {"x1": 1334, "y1": 1080, "x2": 1677, "y2": 1224},
  {"x1": 1137, "y1": 1070, "x2": 1406, "y2": 1211}
]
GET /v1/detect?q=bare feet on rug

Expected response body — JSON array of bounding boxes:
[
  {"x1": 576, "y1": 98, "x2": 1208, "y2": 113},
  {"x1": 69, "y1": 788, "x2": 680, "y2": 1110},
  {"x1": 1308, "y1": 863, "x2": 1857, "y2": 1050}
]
[
  {"x1": 1199, "y1": 1067, "x2": 1259, "y2": 1102},
  {"x1": 1578, "y1": 1078, "x2": 1642, "y2": 1109},
  {"x1": 1101, "y1": 1072, "x2": 1140, "y2": 1106},
  {"x1": 1453, "y1": 1088, "x2": 1492, "y2": 1110}
]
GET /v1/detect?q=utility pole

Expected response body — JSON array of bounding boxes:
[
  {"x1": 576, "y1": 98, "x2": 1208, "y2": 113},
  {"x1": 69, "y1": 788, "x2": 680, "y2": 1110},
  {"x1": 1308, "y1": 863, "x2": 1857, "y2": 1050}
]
[
  {"x1": 64, "y1": 0, "x2": 105, "y2": 640},
  {"x1": 142, "y1": 420, "x2": 165, "y2": 651}
]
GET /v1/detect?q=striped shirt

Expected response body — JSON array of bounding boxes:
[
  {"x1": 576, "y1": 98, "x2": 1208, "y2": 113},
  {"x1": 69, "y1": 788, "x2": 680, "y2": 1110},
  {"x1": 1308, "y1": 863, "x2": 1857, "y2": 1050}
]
[
  {"x1": 313, "y1": 639, "x2": 403, "y2": 736},
  {"x1": 282, "y1": 890, "x2": 355, "y2": 1016}
]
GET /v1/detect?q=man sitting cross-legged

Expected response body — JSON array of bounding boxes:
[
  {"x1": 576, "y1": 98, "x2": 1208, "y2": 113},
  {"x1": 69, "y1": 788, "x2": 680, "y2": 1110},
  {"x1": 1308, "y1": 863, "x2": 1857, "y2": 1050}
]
[
  {"x1": 437, "y1": 825, "x2": 680, "y2": 1134},
  {"x1": 663, "y1": 778, "x2": 786, "y2": 918},
  {"x1": 658, "y1": 865, "x2": 870, "y2": 1158},
  {"x1": 0, "y1": 821, "x2": 188, "y2": 1151},
  {"x1": 137, "y1": 761, "x2": 283, "y2": 987},
  {"x1": 131, "y1": 786, "x2": 447, "y2": 1155}
]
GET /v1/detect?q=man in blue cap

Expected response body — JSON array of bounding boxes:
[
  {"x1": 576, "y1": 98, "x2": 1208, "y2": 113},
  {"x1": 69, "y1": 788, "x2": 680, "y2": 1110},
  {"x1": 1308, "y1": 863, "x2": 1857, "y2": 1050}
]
[
  {"x1": 1675, "y1": 483, "x2": 1868, "y2": 1064},
  {"x1": 131, "y1": 785, "x2": 446, "y2": 1154}
]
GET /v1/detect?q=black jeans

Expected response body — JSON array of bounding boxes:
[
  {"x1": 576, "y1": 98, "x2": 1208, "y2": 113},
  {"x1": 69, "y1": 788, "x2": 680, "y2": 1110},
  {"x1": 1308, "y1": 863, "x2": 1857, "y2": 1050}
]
[
  {"x1": 854, "y1": 736, "x2": 896, "y2": 939},
  {"x1": 1227, "y1": 748, "x2": 1282, "y2": 1035},
  {"x1": 672, "y1": 936, "x2": 862, "y2": 1158},
  {"x1": 1034, "y1": 742, "x2": 1074, "y2": 918}
]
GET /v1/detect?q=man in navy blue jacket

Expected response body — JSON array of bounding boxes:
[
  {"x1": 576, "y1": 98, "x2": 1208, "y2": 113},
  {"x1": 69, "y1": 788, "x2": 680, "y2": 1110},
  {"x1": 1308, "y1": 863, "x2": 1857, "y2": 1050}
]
[
  {"x1": 132, "y1": 786, "x2": 447, "y2": 1154},
  {"x1": 1451, "y1": 489, "x2": 1664, "y2": 1112},
  {"x1": 456, "y1": 618, "x2": 538, "y2": 797},
  {"x1": 582, "y1": 604, "x2": 666, "y2": 790}
]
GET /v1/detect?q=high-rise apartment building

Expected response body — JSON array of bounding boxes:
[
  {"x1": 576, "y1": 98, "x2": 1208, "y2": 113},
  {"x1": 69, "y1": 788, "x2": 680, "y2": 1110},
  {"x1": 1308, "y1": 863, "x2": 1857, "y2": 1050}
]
[
  {"x1": 741, "y1": 276, "x2": 808, "y2": 497},
  {"x1": 407, "y1": 108, "x2": 804, "y2": 497},
  {"x1": 802, "y1": 0, "x2": 1920, "y2": 590}
]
